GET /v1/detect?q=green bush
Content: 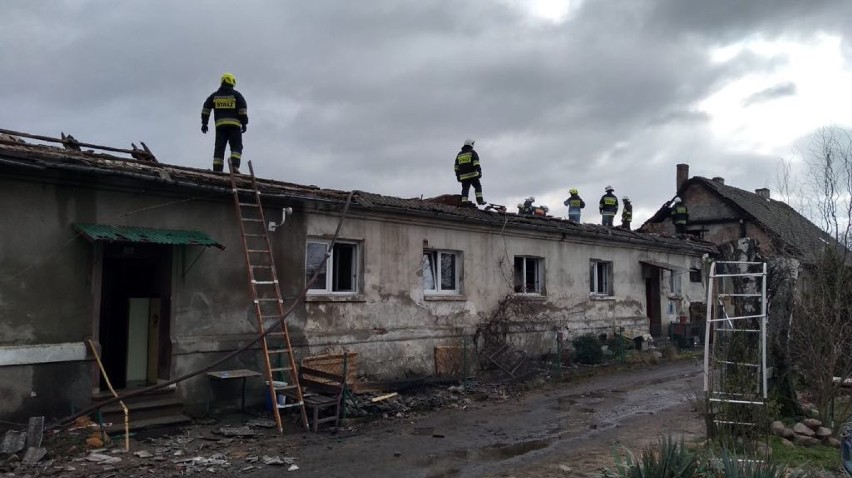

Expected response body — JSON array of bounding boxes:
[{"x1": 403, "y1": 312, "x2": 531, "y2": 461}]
[
  {"x1": 607, "y1": 334, "x2": 635, "y2": 352},
  {"x1": 601, "y1": 439, "x2": 800, "y2": 478},
  {"x1": 572, "y1": 333, "x2": 604, "y2": 364},
  {"x1": 705, "y1": 449, "x2": 794, "y2": 478},
  {"x1": 604, "y1": 435, "x2": 699, "y2": 478}
]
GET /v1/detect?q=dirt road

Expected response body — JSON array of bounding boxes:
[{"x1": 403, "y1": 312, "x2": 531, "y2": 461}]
[{"x1": 275, "y1": 360, "x2": 704, "y2": 477}]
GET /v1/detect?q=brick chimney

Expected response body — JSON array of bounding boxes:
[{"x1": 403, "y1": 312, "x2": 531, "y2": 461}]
[
  {"x1": 755, "y1": 188, "x2": 770, "y2": 199},
  {"x1": 676, "y1": 164, "x2": 689, "y2": 192},
  {"x1": 712, "y1": 177, "x2": 725, "y2": 185}
]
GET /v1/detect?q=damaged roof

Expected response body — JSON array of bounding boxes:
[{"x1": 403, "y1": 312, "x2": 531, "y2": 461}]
[
  {"x1": 645, "y1": 176, "x2": 838, "y2": 261},
  {"x1": 0, "y1": 130, "x2": 715, "y2": 255}
]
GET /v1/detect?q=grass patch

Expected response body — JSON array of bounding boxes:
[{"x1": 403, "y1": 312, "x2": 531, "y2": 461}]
[{"x1": 768, "y1": 436, "x2": 837, "y2": 471}]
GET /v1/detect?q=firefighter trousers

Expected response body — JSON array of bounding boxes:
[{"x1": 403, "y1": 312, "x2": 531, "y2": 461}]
[{"x1": 213, "y1": 125, "x2": 243, "y2": 172}]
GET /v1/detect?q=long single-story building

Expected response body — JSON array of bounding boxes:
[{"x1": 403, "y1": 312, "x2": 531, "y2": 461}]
[{"x1": 0, "y1": 131, "x2": 714, "y2": 421}]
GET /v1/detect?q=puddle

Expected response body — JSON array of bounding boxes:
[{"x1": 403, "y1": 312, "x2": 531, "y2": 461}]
[{"x1": 480, "y1": 438, "x2": 552, "y2": 459}]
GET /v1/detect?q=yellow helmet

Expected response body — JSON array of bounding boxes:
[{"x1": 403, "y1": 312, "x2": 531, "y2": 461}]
[
  {"x1": 221, "y1": 72, "x2": 237, "y2": 86},
  {"x1": 569, "y1": 188, "x2": 578, "y2": 195}
]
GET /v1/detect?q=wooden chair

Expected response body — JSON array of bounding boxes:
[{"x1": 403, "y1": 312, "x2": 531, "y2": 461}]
[{"x1": 286, "y1": 366, "x2": 345, "y2": 432}]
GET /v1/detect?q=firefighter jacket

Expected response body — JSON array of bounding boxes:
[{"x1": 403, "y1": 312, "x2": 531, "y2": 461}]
[
  {"x1": 599, "y1": 192, "x2": 618, "y2": 215},
  {"x1": 202, "y1": 85, "x2": 248, "y2": 129},
  {"x1": 671, "y1": 204, "x2": 689, "y2": 224},
  {"x1": 563, "y1": 194, "x2": 585, "y2": 212},
  {"x1": 622, "y1": 202, "x2": 632, "y2": 223},
  {"x1": 454, "y1": 145, "x2": 481, "y2": 181}
]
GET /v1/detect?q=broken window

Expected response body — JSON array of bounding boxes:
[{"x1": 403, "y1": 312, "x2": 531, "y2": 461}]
[
  {"x1": 513, "y1": 256, "x2": 543, "y2": 294},
  {"x1": 589, "y1": 260, "x2": 613, "y2": 296},
  {"x1": 689, "y1": 268, "x2": 702, "y2": 283},
  {"x1": 670, "y1": 271, "x2": 683, "y2": 296},
  {"x1": 423, "y1": 250, "x2": 460, "y2": 294},
  {"x1": 306, "y1": 240, "x2": 359, "y2": 294}
]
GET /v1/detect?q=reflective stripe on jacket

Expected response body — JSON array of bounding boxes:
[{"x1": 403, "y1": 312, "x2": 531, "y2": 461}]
[
  {"x1": 454, "y1": 146, "x2": 481, "y2": 181},
  {"x1": 599, "y1": 193, "x2": 618, "y2": 214},
  {"x1": 202, "y1": 85, "x2": 248, "y2": 129}
]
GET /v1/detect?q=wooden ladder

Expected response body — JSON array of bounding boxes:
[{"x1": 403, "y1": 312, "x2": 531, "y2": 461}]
[{"x1": 228, "y1": 160, "x2": 309, "y2": 433}]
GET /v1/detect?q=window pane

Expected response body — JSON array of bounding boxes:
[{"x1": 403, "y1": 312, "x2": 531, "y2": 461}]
[
  {"x1": 422, "y1": 252, "x2": 436, "y2": 290},
  {"x1": 525, "y1": 258, "x2": 538, "y2": 293},
  {"x1": 440, "y1": 252, "x2": 456, "y2": 291},
  {"x1": 513, "y1": 257, "x2": 524, "y2": 293},
  {"x1": 332, "y1": 243, "x2": 355, "y2": 292},
  {"x1": 596, "y1": 263, "x2": 605, "y2": 293},
  {"x1": 306, "y1": 243, "x2": 327, "y2": 290},
  {"x1": 590, "y1": 262, "x2": 595, "y2": 293},
  {"x1": 603, "y1": 263, "x2": 611, "y2": 295}
]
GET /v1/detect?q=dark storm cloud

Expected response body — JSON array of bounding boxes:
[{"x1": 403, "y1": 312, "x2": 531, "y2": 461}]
[
  {"x1": 1, "y1": 0, "x2": 851, "y2": 224},
  {"x1": 742, "y1": 82, "x2": 797, "y2": 107}
]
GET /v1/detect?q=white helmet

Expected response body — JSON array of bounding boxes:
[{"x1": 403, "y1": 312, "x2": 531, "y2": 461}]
[
  {"x1": 605, "y1": 185, "x2": 614, "y2": 192},
  {"x1": 541, "y1": 205, "x2": 549, "y2": 212},
  {"x1": 517, "y1": 203, "x2": 524, "y2": 209},
  {"x1": 622, "y1": 196, "x2": 630, "y2": 202},
  {"x1": 464, "y1": 138, "x2": 475, "y2": 147},
  {"x1": 673, "y1": 196, "x2": 682, "y2": 203}
]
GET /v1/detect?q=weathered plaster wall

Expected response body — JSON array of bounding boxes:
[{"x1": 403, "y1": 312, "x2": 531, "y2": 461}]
[
  {"x1": 303, "y1": 211, "x2": 706, "y2": 378},
  {"x1": 0, "y1": 170, "x2": 708, "y2": 417}
]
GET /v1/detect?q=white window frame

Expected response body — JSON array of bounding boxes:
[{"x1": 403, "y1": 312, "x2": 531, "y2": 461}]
[
  {"x1": 670, "y1": 270, "x2": 683, "y2": 296},
  {"x1": 422, "y1": 249, "x2": 461, "y2": 295},
  {"x1": 513, "y1": 256, "x2": 544, "y2": 295},
  {"x1": 305, "y1": 240, "x2": 359, "y2": 295},
  {"x1": 590, "y1": 260, "x2": 613, "y2": 296}
]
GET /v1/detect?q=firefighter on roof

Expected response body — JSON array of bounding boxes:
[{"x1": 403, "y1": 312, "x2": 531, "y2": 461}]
[
  {"x1": 201, "y1": 73, "x2": 248, "y2": 174},
  {"x1": 454, "y1": 139, "x2": 486, "y2": 206}
]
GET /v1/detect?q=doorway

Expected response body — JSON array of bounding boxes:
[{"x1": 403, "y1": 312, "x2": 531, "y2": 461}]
[
  {"x1": 98, "y1": 243, "x2": 172, "y2": 390},
  {"x1": 644, "y1": 268, "x2": 662, "y2": 337}
]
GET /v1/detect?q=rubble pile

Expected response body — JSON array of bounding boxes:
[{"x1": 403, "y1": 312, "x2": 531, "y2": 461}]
[
  {"x1": 1, "y1": 417, "x2": 300, "y2": 477},
  {"x1": 344, "y1": 380, "x2": 524, "y2": 419}
]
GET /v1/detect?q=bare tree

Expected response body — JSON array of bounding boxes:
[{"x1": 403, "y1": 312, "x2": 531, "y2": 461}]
[{"x1": 782, "y1": 126, "x2": 852, "y2": 425}]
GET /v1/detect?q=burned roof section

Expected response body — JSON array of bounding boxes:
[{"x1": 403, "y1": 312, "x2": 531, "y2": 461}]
[{"x1": 0, "y1": 129, "x2": 715, "y2": 255}]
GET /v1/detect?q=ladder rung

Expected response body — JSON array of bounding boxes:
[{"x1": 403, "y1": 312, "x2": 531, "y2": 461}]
[
  {"x1": 277, "y1": 401, "x2": 304, "y2": 409},
  {"x1": 261, "y1": 315, "x2": 282, "y2": 319},
  {"x1": 713, "y1": 420, "x2": 756, "y2": 426},
  {"x1": 709, "y1": 398, "x2": 765, "y2": 405},
  {"x1": 244, "y1": 233, "x2": 266, "y2": 237},
  {"x1": 269, "y1": 366, "x2": 293, "y2": 372},
  {"x1": 713, "y1": 328, "x2": 761, "y2": 332},
  {"x1": 714, "y1": 360, "x2": 760, "y2": 367},
  {"x1": 242, "y1": 218, "x2": 264, "y2": 223},
  {"x1": 251, "y1": 265, "x2": 272, "y2": 269},
  {"x1": 267, "y1": 332, "x2": 286, "y2": 336},
  {"x1": 274, "y1": 384, "x2": 299, "y2": 391},
  {"x1": 268, "y1": 349, "x2": 291, "y2": 354},
  {"x1": 710, "y1": 391, "x2": 755, "y2": 396},
  {"x1": 247, "y1": 249, "x2": 270, "y2": 253},
  {"x1": 255, "y1": 298, "x2": 283, "y2": 303},
  {"x1": 717, "y1": 294, "x2": 763, "y2": 297},
  {"x1": 709, "y1": 314, "x2": 765, "y2": 322},
  {"x1": 239, "y1": 202, "x2": 259, "y2": 207},
  {"x1": 252, "y1": 280, "x2": 278, "y2": 285}
]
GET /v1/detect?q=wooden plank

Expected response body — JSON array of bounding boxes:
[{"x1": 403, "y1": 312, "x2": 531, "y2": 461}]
[{"x1": 370, "y1": 392, "x2": 398, "y2": 403}]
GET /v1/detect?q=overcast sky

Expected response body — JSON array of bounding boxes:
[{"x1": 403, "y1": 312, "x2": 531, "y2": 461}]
[{"x1": 3, "y1": 1, "x2": 852, "y2": 225}]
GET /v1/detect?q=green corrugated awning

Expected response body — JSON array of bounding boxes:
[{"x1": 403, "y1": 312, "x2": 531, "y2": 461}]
[{"x1": 73, "y1": 224, "x2": 224, "y2": 249}]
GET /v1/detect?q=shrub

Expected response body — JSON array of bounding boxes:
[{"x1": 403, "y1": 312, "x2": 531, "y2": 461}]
[
  {"x1": 604, "y1": 435, "x2": 699, "y2": 478},
  {"x1": 572, "y1": 333, "x2": 603, "y2": 364},
  {"x1": 607, "y1": 334, "x2": 635, "y2": 352}
]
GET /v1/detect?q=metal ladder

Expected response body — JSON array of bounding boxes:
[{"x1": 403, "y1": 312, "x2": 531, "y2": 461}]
[
  {"x1": 228, "y1": 160, "x2": 309, "y2": 433},
  {"x1": 703, "y1": 261, "x2": 768, "y2": 435}
]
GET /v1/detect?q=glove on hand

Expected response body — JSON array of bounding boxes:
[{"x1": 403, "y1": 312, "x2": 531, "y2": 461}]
[
  {"x1": 241, "y1": 124, "x2": 247, "y2": 133},
  {"x1": 201, "y1": 124, "x2": 208, "y2": 134}
]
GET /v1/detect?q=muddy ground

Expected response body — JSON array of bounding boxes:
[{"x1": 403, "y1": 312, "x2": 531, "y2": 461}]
[{"x1": 10, "y1": 359, "x2": 843, "y2": 477}]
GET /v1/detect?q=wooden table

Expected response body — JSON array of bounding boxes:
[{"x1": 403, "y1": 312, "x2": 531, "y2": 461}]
[{"x1": 206, "y1": 369, "x2": 262, "y2": 412}]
